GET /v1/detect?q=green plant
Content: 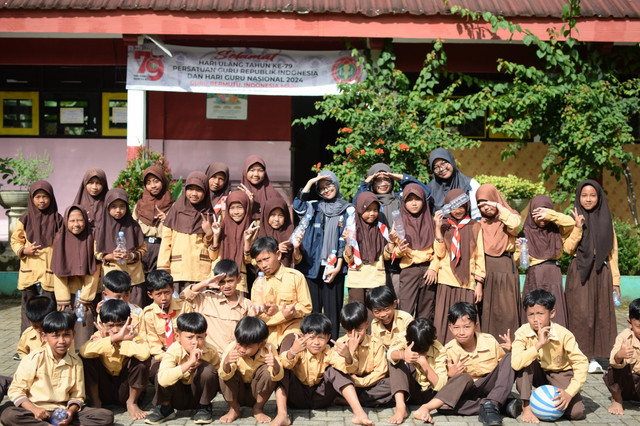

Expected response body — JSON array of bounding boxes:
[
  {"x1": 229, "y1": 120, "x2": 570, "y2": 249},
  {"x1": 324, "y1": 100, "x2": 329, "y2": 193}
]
[
  {"x1": 475, "y1": 174, "x2": 546, "y2": 199},
  {"x1": 113, "y1": 148, "x2": 182, "y2": 209},
  {"x1": 0, "y1": 150, "x2": 53, "y2": 190}
]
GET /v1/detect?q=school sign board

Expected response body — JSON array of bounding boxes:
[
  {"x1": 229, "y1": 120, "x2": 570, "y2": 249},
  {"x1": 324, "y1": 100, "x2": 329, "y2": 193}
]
[{"x1": 126, "y1": 44, "x2": 363, "y2": 96}]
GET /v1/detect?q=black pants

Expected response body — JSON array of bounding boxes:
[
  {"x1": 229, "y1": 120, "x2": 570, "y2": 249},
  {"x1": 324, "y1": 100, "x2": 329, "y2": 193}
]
[{"x1": 307, "y1": 273, "x2": 344, "y2": 341}]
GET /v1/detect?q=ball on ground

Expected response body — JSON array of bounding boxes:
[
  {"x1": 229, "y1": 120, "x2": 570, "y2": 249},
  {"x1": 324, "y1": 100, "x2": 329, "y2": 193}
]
[{"x1": 530, "y1": 385, "x2": 565, "y2": 422}]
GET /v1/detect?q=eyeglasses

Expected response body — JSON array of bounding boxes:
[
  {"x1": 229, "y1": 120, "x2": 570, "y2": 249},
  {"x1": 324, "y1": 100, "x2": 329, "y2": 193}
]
[
  {"x1": 318, "y1": 183, "x2": 335, "y2": 194},
  {"x1": 433, "y1": 161, "x2": 450, "y2": 173}
]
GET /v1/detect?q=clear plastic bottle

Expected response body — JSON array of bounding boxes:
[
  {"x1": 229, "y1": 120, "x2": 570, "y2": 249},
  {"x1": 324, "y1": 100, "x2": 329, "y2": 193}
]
[
  {"x1": 519, "y1": 238, "x2": 530, "y2": 269},
  {"x1": 289, "y1": 209, "x2": 314, "y2": 245},
  {"x1": 391, "y1": 210, "x2": 405, "y2": 240},
  {"x1": 253, "y1": 272, "x2": 265, "y2": 304},
  {"x1": 74, "y1": 290, "x2": 85, "y2": 323},
  {"x1": 50, "y1": 407, "x2": 68, "y2": 425},
  {"x1": 441, "y1": 193, "x2": 470, "y2": 216},
  {"x1": 343, "y1": 206, "x2": 357, "y2": 246},
  {"x1": 115, "y1": 231, "x2": 127, "y2": 265},
  {"x1": 613, "y1": 290, "x2": 621, "y2": 307},
  {"x1": 323, "y1": 249, "x2": 338, "y2": 282}
]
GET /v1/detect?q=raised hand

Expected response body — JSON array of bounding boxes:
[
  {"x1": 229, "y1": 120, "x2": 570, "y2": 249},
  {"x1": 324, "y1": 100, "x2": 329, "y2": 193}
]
[
  {"x1": 263, "y1": 303, "x2": 279, "y2": 317},
  {"x1": 22, "y1": 242, "x2": 42, "y2": 257},
  {"x1": 244, "y1": 222, "x2": 260, "y2": 243},
  {"x1": 535, "y1": 323, "x2": 551, "y2": 349},
  {"x1": 264, "y1": 345, "x2": 275, "y2": 368},
  {"x1": 331, "y1": 338, "x2": 351, "y2": 359},
  {"x1": 94, "y1": 321, "x2": 108, "y2": 338},
  {"x1": 200, "y1": 212, "x2": 213, "y2": 238},
  {"x1": 155, "y1": 205, "x2": 167, "y2": 221},
  {"x1": 237, "y1": 184, "x2": 255, "y2": 201},
  {"x1": 289, "y1": 334, "x2": 310, "y2": 356},
  {"x1": 281, "y1": 301, "x2": 298, "y2": 320},
  {"x1": 403, "y1": 341, "x2": 420, "y2": 364},
  {"x1": 617, "y1": 341, "x2": 635, "y2": 361},
  {"x1": 499, "y1": 329, "x2": 512, "y2": 352},
  {"x1": 571, "y1": 207, "x2": 585, "y2": 228},
  {"x1": 225, "y1": 344, "x2": 240, "y2": 367},
  {"x1": 446, "y1": 353, "x2": 468, "y2": 377}
]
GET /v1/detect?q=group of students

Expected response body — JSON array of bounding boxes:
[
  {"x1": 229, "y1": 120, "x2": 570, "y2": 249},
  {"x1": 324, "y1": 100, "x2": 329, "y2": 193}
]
[{"x1": 0, "y1": 148, "x2": 631, "y2": 425}]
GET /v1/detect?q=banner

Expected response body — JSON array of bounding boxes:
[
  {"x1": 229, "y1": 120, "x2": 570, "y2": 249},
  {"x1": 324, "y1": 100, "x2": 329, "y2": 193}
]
[{"x1": 126, "y1": 44, "x2": 363, "y2": 96}]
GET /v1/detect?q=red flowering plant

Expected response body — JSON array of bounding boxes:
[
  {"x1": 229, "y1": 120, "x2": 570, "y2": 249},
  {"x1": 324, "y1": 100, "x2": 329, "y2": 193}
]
[{"x1": 293, "y1": 40, "x2": 482, "y2": 200}]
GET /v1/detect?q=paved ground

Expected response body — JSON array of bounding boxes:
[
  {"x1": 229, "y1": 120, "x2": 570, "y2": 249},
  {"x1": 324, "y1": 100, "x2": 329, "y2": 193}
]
[{"x1": 1, "y1": 298, "x2": 640, "y2": 425}]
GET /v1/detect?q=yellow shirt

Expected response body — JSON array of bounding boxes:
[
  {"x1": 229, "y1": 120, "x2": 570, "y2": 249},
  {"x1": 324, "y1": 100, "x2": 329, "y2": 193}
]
[
  {"x1": 16, "y1": 326, "x2": 45, "y2": 359},
  {"x1": 219, "y1": 341, "x2": 284, "y2": 383},
  {"x1": 370, "y1": 309, "x2": 414, "y2": 351},
  {"x1": 444, "y1": 332, "x2": 504, "y2": 381},
  {"x1": 388, "y1": 339, "x2": 448, "y2": 392},
  {"x1": 609, "y1": 328, "x2": 640, "y2": 374},
  {"x1": 158, "y1": 227, "x2": 215, "y2": 283},
  {"x1": 333, "y1": 334, "x2": 388, "y2": 388},
  {"x1": 79, "y1": 331, "x2": 150, "y2": 376},
  {"x1": 344, "y1": 253, "x2": 387, "y2": 289},
  {"x1": 11, "y1": 220, "x2": 55, "y2": 291},
  {"x1": 252, "y1": 265, "x2": 313, "y2": 347},
  {"x1": 133, "y1": 209, "x2": 164, "y2": 239},
  {"x1": 8, "y1": 345, "x2": 84, "y2": 410},
  {"x1": 95, "y1": 242, "x2": 147, "y2": 285},
  {"x1": 514, "y1": 210, "x2": 576, "y2": 266},
  {"x1": 431, "y1": 226, "x2": 486, "y2": 290},
  {"x1": 564, "y1": 228, "x2": 621, "y2": 286},
  {"x1": 53, "y1": 268, "x2": 102, "y2": 307},
  {"x1": 280, "y1": 345, "x2": 355, "y2": 387},
  {"x1": 511, "y1": 322, "x2": 588, "y2": 397},
  {"x1": 157, "y1": 341, "x2": 220, "y2": 387},
  {"x1": 388, "y1": 245, "x2": 435, "y2": 269},
  {"x1": 140, "y1": 298, "x2": 193, "y2": 360},
  {"x1": 181, "y1": 286, "x2": 253, "y2": 355}
]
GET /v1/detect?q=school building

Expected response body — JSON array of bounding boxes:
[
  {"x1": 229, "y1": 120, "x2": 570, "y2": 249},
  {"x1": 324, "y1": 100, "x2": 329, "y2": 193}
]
[{"x1": 0, "y1": 0, "x2": 639, "y2": 238}]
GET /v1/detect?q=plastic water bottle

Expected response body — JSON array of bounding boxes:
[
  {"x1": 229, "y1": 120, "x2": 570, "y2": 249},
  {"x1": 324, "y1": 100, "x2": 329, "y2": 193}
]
[
  {"x1": 115, "y1": 231, "x2": 127, "y2": 265},
  {"x1": 344, "y1": 206, "x2": 357, "y2": 246},
  {"x1": 74, "y1": 290, "x2": 84, "y2": 323},
  {"x1": 391, "y1": 210, "x2": 405, "y2": 240},
  {"x1": 253, "y1": 272, "x2": 265, "y2": 304},
  {"x1": 289, "y1": 208, "x2": 313, "y2": 245},
  {"x1": 613, "y1": 290, "x2": 621, "y2": 307},
  {"x1": 323, "y1": 250, "x2": 338, "y2": 282},
  {"x1": 520, "y1": 238, "x2": 530, "y2": 269},
  {"x1": 51, "y1": 407, "x2": 68, "y2": 425},
  {"x1": 441, "y1": 193, "x2": 470, "y2": 216}
]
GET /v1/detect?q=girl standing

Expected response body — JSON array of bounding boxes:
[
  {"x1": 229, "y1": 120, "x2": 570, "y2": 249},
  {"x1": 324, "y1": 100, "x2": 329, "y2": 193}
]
[
  {"x1": 257, "y1": 197, "x2": 300, "y2": 268},
  {"x1": 11, "y1": 180, "x2": 63, "y2": 333},
  {"x1": 239, "y1": 155, "x2": 285, "y2": 220},
  {"x1": 432, "y1": 188, "x2": 485, "y2": 344},
  {"x1": 293, "y1": 171, "x2": 350, "y2": 341},
  {"x1": 133, "y1": 166, "x2": 174, "y2": 273},
  {"x1": 205, "y1": 161, "x2": 230, "y2": 218},
  {"x1": 475, "y1": 184, "x2": 521, "y2": 340},
  {"x1": 73, "y1": 168, "x2": 109, "y2": 230},
  {"x1": 95, "y1": 188, "x2": 147, "y2": 307},
  {"x1": 565, "y1": 180, "x2": 618, "y2": 368},
  {"x1": 517, "y1": 195, "x2": 577, "y2": 328}
]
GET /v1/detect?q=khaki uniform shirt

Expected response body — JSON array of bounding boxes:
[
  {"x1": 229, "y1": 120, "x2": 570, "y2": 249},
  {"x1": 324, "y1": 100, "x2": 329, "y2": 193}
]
[
  {"x1": 444, "y1": 332, "x2": 504, "y2": 381},
  {"x1": 219, "y1": 341, "x2": 284, "y2": 383},
  {"x1": 79, "y1": 331, "x2": 150, "y2": 376},
  {"x1": 344, "y1": 253, "x2": 387, "y2": 289},
  {"x1": 609, "y1": 328, "x2": 640, "y2": 374},
  {"x1": 16, "y1": 326, "x2": 45, "y2": 359},
  {"x1": 133, "y1": 209, "x2": 164, "y2": 239},
  {"x1": 11, "y1": 220, "x2": 55, "y2": 291},
  {"x1": 157, "y1": 227, "x2": 214, "y2": 283},
  {"x1": 140, "y1": 298, "x2": 193, "y2": 360},
  {"x1": 53, "y1": 268, "x2": 102, "y2": 307},
  {"x1": 96, "y1": 242, "x2": 147, "y2": 285},
  {"x1": 370, "y1": 309, "x2": 414, "y2": 351},
  {"x1": 280, "y1": 345, "x2": 355, "y2": 387},
  {"x1": 387, "y1": 245, "x2": 435, "y2": 269},
  {"x1": 333, "y1": 334, "x2": 388, "y2": 388},
  {"x1": 157, "y1": 341, "x2": 220, "y2": 387},
  {"x1": 388, "y1": 339, "x2": 448, "y2": 392},
  {"x1": 431, "y1": 228, "x2": 486, "y2": 290}
]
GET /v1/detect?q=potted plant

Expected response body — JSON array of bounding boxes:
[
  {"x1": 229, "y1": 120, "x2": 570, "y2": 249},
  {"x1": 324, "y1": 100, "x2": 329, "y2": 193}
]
[
  {"x1": 475, "y1": 174, "x2": 546, "y2": 212},
  {"x1": 0, "y1": 150, "x2": 52, "y2": 212}
]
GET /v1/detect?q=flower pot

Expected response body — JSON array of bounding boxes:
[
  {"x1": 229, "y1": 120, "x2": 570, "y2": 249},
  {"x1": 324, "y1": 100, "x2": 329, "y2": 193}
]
[
  {"x1": 507, "y1": 198, "x2": 530, "y2": 213},
  {"x1": 0, "y1": 190, "x2": 29, "y2": 209}
]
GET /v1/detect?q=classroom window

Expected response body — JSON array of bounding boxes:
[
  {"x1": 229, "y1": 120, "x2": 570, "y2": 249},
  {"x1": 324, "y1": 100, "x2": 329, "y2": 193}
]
[
  {"x1": 0, "y1": 91, "x2": 39, "y2": 135},
  {"x1": 102, "y1": 92, "x2": 127, "y2": 137},
  {"x1": 41, "y1": 93, "x2": 100, "y2": 137}
]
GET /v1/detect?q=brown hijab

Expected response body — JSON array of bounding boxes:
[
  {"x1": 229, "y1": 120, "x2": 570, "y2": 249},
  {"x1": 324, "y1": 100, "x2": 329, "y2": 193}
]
[
  {"x1": 135, "y1": 166, "x2": 174, "y2": 227},
  {"x1": 574, "y1": 180, "x2": 614, "y2": 284},
  {"x1": 51, "y1": 205, "x2": 97, "y2": 277},
  {"x1": 205, "y1": 162, "x2": 231, "y2": 210},
  {"x1": 20, "y1": 180, "x2": 63, "y2": 247},
  {"x1": 354, "y1": 192, "x2": 387, "y2": 264},
  {"x1": 241, "y1": 155, "x2": 283, "y2": 219},
  {"x1": 400, "y1": 183, "x2": 435, "y2": 250},
  {"x1": 163, "y1": 172, "x2": 213, "y2": 234},
  {"x1": 220, "y1": 190, "x2": 252, "y2": 267},
  {"x1": 94, "y1": 188, "x2": 145, "y2": 253},
  {"x1": 476, "y1": 184, "x2": 519, "y2": 256},
  {"x1": 73, "y1": 168, "x2": 109, "y2": 227},
  {"x1": 523, "y1": 195, "x2": 562, "y2": 260},
  {"x1": 258, "y1": 197, "x2": 294, "y2": 267},
  {"x1": 442, "y1": 188, "x2": 479, "y2": 286}
]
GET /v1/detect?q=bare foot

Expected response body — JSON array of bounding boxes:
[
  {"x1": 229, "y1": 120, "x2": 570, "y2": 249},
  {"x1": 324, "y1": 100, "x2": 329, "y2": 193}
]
[
  {"x1": 352, "y1": 410, "x2": 374, "y2": 426},
  {"x1": 412, "y1": 405, "x2": 433, "y2": 424},
  {"x1": 608, "y1": 399, "x2": 624, "y2": 415},
  {"x1": 386, "y1": 406, "x2": 408, "y2": 424},
  {"x1": 521, "y1": 405, "x2": 540, "y2": 424},
  {"x1": 126, "y1": 401, "x2": 147, "y2": 420},
  {"x1": 254, "y1": 407, "x2": 272, "y2": 424},
  {"x1": 220, "y1": 406, "x2": 240, "y2": 423},
  {"x1": 269, "y1": 413, "x2": 291, "y2": 426}
]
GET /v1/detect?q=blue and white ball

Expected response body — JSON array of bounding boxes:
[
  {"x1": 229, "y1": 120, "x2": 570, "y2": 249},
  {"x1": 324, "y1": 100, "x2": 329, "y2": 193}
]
[{"x1": 530, "y1": 385, "x2": 565, "y2": 421}]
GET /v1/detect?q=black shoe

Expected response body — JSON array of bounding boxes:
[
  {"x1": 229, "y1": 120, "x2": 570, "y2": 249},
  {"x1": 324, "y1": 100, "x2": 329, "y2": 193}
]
[
  {"x1": 193, "y1": 404, "x2": 213, "y2": 424},
  {"x1": 12, "y1": 353, "x2": 20, "y2": 361},
  {"x1": 478, "y1": 401, "x2": 503, "y2": 426},
  {"x1": 504, "y1": 397, "x2": 522, "y2": 419},
  {"x1": 145, "y1": 404, "x2": 175, "y2": 424}
]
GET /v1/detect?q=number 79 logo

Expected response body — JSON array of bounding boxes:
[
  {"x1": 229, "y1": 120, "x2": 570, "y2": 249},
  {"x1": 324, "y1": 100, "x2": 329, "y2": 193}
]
[{"x1": 134, "y1": 51, "x2": 165, "y2": 81}]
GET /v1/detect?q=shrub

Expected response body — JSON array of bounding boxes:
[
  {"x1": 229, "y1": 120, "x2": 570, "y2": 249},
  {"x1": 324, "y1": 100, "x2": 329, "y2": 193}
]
[
  {"x1": 475, "y1": 174, "x2": 546, "y2": 199},
  {"x1": 0, "y1": 150, "x2": 53, "y2": 190}
]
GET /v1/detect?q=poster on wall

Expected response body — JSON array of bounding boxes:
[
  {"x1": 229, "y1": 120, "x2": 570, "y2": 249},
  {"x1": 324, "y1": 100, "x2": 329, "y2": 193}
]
[
  {"x1": 60, "y1": 108, "x2": 84, "y2": 124},
  {"x1": 126, "y1": 44, "x2": 363, "y2": 96},
  {"x1": 206, "y1": 94, "x2": 248, "y2": 120}
]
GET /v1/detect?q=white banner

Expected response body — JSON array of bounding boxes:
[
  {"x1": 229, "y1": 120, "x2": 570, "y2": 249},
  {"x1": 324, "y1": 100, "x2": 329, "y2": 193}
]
[{"x1": 126, "y1": 44, "x2": 363, "y2": 96}]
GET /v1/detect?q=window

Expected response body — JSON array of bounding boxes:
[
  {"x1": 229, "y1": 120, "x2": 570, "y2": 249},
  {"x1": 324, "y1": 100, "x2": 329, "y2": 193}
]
[
  {"x1": 102, "y1": 92, "x2": 127, "y2": 137},
  {"x1": 0, "y1": 91, "x2": 39, "y2": 135},
  {"x1": 41, "y1": 93, "x2": 100, "y2": 137}
]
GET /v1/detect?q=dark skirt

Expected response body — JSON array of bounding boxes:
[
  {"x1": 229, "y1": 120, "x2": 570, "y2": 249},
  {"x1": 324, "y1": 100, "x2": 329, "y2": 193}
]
[
  {"x1": 481, "y1": 255, "x2": 521, "y2": 341},
  {"x1": 565, "y1": 259, "x2": 616, "y2": 359},
  {"x1": 434, "y1": 284, "x2": 476, "y2": 345},
  {"x1": 521, "y1": 262, "x2": 567, "y2": 327},
  {"x1": 141, "y1": 240, "x2": 161, "y2": 274}
]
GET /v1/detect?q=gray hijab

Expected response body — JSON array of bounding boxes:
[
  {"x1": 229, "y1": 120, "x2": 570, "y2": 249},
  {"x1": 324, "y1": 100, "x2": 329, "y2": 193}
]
[
  {"x1": 427, "y1": 148, "x2": 472, "y2": 212},
  {"x1": 316, "y1": 170, "x2": 350, "y2": 262},
  {"x1": 367, "y1": 163, "x2": 400, "y2": 222}
]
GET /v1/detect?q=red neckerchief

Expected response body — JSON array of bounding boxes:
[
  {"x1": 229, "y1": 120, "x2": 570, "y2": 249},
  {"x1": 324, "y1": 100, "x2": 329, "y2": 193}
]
[
  {"x1": 158, "y1": 310, "x2": 177, "y2": 347},
  {"x1": 448, "y1": 216, "x2": 471, "y2": 266}
]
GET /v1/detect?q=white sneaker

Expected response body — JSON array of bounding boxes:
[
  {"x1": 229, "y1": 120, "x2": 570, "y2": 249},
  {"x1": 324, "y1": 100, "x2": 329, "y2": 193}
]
[{"x1": 588, "y1": 359, "x2": 604, "y2": 373}]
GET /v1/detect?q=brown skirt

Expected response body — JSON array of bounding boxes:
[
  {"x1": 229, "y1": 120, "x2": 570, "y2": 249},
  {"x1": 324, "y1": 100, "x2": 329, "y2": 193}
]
[
  {"x1": 434, "y1": 284, "x2": 476, "y2": 345},
  {"x1": 481, "y1": 255, "x2": 521, "y2": 341},
  {"x1": 565, "y1": 259, "x2": 616, "y2": 359},
  {"x1": 520, "y1": 262, "x2": 567, "y2": 327}
]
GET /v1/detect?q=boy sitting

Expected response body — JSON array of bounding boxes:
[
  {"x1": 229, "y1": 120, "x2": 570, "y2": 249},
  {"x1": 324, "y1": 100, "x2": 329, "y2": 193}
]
[
  {"x1": 250, "y1": 236, "x2": 312, "y2": 349},
  {"x1": 16, "y1": 295, "x2": 57, "y2": 359},
  {"x1": 1, "y1": 311, "x2": 114, "y2": 426},
  {"x1": 79, "y1": 299, "x2": 150, "y2": 421},
  {"x1": 146, "y1": 312, "x2": 220, "y2": 425},
  {"x1": 181, "y1": 259, "x2": 254, "y2": 355},
  {"x1": 605, "y1": 298, "x2": 640, "y2": 415},
  {"x1": 413, "y1": 302, "x2": 514, "y2": 425},
  {"x1": 97, "y1": 270, "x2": 143, "y2": 323},
  {"x1": 366, "y1": 286, "x2": 413, "y2": 350},
  {"x1": 386, "y1": 318, "x2": 448, "y2": 424},
  {"x1": 219, "y1": 316, "x2": 284, "y2": 424},
  {"x1": 512, "y1": 289, "x2": 588, "y2": 423},
  {"x1": 335, "y1": 302, "x2": 393, "y2": 409},
  {"x1": 271, "y1": 313, "x2": 374, "y2": 426}
]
